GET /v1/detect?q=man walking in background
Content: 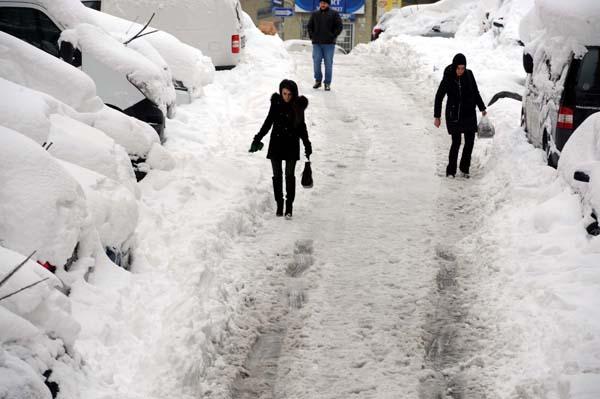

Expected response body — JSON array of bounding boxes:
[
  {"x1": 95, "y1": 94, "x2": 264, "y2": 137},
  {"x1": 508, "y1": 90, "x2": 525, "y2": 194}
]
[{"x1": 307, "y1": 0, "x2": 343, "y2": 91}]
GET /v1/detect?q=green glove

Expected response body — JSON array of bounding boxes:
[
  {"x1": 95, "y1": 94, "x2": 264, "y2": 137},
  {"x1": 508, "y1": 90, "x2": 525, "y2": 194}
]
[{"x1": 249, "y1": 139, "x2": 264, "y2": 153}]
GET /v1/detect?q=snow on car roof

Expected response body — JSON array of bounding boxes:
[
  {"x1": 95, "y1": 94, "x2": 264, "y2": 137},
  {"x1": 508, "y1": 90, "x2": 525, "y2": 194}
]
[
  {"x1": 521, "y1": 0, "x2": 600, "y2": 46},
  {"x1": 0, "y1": 31, "x2": 102, "y2": 113}
]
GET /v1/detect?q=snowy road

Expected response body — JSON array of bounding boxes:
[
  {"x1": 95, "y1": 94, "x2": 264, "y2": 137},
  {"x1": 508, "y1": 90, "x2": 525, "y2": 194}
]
[{"x1": 221, "y1": 52, "x2": 495, "y2": 398}]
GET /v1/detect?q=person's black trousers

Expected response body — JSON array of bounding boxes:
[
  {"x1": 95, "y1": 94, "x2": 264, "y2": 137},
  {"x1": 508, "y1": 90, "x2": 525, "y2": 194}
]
[
  {"x1": 447, "y1": 131, "x2": 475, "y2": 176},
  {"x1": 271, "y1": 159, "x2": 296, "y2": 204}
]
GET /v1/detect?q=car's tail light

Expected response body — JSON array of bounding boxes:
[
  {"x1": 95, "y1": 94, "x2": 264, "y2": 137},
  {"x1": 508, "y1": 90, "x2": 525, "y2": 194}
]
[
  {"x1": 557, "y1": 106, "x2": 574, "y2": 129},
  {"x1": 232, "y1": 35, "x2": 240, "y2": 54},
  {"x1": 37, "y1": 260, "x2": 56, "y2": 273}
]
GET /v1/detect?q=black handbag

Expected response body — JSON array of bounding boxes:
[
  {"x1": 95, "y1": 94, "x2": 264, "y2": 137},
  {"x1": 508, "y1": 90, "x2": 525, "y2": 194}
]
[{"x1": 301, "y1": 161, "x2": 313, "y2": 188}]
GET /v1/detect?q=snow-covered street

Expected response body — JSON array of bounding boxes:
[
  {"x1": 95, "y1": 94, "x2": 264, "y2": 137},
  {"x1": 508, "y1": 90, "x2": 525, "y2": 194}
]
[{"x1": 3, "y1": 1, "x2": 600, "y2": 398}]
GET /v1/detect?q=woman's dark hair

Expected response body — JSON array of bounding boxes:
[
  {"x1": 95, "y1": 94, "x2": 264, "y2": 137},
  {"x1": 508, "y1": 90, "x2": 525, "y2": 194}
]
[
  {"x1": 279, "y1": 79, "x2": 305, "y2": 127},
  {"x1": 279, "y1": 79, "x2": 299, "y2": 98}
]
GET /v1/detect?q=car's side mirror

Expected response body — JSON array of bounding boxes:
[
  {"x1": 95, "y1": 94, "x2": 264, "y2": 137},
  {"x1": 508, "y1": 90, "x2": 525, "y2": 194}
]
[
  {"x1": 523, "y1": 53, "x2": 533, "y2": 74},
  {"x1": 574, "y1": 171, "x2": 590, "y2": 183},
  {"x1": 59, "y1": 41, "x2": 82, "y2": 67}
]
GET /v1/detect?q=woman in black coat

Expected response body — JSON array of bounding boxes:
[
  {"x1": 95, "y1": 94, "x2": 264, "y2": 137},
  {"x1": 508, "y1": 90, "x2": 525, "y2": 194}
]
[
  {"x1": 434, "y1": 53, "x2": 487, "y2": 178},
  {"x1": 249, "y1": 79, "x2": 312, "y2": 219}
]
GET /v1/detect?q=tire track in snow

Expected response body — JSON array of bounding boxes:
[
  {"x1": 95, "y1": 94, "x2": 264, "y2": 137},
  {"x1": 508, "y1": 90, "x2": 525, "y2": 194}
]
[{"x1": 231, "y1": 240, "x2": 314, "y2": 399}]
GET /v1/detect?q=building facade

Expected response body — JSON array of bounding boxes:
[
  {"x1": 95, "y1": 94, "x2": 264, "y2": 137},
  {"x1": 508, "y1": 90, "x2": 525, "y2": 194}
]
[{"x1": 241, "y1": 0, "x2": 438, "y2": 52}]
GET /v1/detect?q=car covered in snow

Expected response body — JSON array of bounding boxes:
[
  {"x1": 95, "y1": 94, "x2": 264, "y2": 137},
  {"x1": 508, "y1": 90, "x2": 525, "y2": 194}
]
[
  {"x1": 0, "y1": 31, "x2": 173, "y2": 180},
  {"x1": 0, "y1": 0, "x2": 177, "y2": 141},
  {"x1": 519, "y1": 0, "x2": 600, "y2": 167},
  {"x1": 371, "y1": 1, "x2": 465, "y2": 40},
  {"x1": 96, "y1": 0, "x2": 242, "y2": 71},
  {"x1": 558, "y1": 113, "x2": 600, "y2": 236},
  {"x1": 0, "y1": 124, "x2": 138, "y2": 270}
]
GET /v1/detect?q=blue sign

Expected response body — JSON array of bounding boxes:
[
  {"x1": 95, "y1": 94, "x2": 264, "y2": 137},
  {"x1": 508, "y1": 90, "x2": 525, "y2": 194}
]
[
  {"x1": 295, "y1": 0, "x2": 365, "y2": 14},
  {"x1": 272, "y1": 7, "x2": 294, "y2": 17}
]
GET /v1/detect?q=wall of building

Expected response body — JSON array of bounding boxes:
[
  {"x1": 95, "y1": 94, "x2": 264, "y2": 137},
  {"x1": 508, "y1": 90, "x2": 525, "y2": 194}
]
[
  {"x1": 241, "y1": 0, "x2": 438, "y2": 51},
  {"x1": 241, "y1": 0, "x2": 377, "y2": 52}
]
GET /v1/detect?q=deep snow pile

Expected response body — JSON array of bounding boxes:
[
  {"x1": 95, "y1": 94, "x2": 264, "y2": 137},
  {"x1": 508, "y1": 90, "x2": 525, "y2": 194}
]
[
  {"x1": 559, "y1": 113, "x2": 600, "y2": 226},
  {"x1": 0, "y1": 247, "x2": 81, "y2": 399}
]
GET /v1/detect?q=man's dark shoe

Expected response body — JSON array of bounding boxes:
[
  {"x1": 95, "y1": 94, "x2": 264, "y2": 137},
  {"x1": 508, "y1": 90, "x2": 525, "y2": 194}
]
[
  {"x1": 324, "y1": 84, "x2": 331, "y2": 91},
  {"x1": 313, "y1": 81, "x2": 322, "y2": 89}
]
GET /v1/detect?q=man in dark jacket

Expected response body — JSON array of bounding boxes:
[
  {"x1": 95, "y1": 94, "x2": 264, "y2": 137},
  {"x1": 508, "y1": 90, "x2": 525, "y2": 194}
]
[
  {"x1": 307, "y1": 0, "x2": 343, "y2": 91},
  {"x1": 434, "y1": 53, "x2": 487, "y2": 178}
]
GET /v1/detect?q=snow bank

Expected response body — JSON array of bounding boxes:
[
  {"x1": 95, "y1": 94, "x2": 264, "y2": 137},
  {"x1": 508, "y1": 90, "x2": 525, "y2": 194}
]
[
  {"x1": 0, "y1": 245, "x2": 83, "y2": 399},
  {"x1": 0, "y1": 126, "x2": 87, "y2": 267},
  {"x1": 559, "y1": 113, "x2": 600, "y2": 217},
  {"x1": 0, "y1": 31, "x2": 102, "y2": 113},
  {"x1": 0, "y1": 78, "x2": 138, "y2": 194}
]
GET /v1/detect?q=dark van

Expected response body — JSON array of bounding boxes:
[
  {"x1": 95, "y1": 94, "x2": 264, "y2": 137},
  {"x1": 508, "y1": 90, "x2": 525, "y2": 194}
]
[{"x1": 522, "y1": 46, "x2": 600, "y2": 167}]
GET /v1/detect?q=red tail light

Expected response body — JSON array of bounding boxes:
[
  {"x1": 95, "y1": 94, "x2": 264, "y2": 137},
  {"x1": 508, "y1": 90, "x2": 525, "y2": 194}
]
[
  {"x1": 557, "y1": 106, "x2": 574, "y2": 129},
  {"x1": 232, "y1": 35, "x2": 240, "y2": 54},
  {"x1": 37, "y1": 260, "x2": 56, "y2": 273}
]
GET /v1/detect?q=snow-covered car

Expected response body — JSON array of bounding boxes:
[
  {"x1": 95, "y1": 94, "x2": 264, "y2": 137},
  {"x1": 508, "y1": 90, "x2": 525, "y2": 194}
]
[
  {"x1": 95, "y1": 0, "x2": 237, "y2": 72},
  {"x1": 0, "y1": 76, "x2": 146, "y2": 187},
  {"x1": 0, "y1": 0, "x2": 176, "y2": 141},
  {"x1": 283, "y1": 39, "x2": 347, "y2": 55},
  {"x1": 519, "y1": 0, "x2": 600, "y2": 167},
  {"x1": 59, "y1": 160, "x2": 138, "y2": 268},
  {"x1": 371, "y1": 0, "x2": 468, "y2": 40},
  {"x1": 0, "y1": 32, "x2": 169, "y2": 180},
  {"x1": 0, "y1": 126, "x2": 91, "y2": 272},
  {"x1": 0, "y1": 124, "x2": 137, "y2": 270},
  {"x1": 0, "y1": 245, "x2": 81, "y2": 399},
  {"x1": 558, "y1": 113, "x2": 600, "y2": 235}
]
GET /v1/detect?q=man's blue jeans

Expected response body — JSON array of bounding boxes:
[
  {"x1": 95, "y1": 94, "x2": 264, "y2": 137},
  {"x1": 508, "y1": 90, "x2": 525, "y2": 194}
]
[{"x1": 312, "y1": 44, "x2": 335, "y2": 84}]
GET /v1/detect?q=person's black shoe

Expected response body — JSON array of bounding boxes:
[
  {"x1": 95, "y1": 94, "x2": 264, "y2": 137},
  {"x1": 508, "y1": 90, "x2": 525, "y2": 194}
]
[
  {"x1": 461, "y1": 172, "x2": 470, "y2": 179},
  {"x1": 324, "y1": 83, "x2": 331, "y2": 91},
  {"x1": 313, "y1": 81, "x2": 322, "y2": 89},
  {"x1": 276, "y1": 200, "x2": 284, "y2": 217}
]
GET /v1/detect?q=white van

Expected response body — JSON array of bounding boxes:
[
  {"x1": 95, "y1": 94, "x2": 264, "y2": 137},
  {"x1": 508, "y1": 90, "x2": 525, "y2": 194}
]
[
  {"x1": 97, "y1": 0, "x2": 245, "y2": 70},
  {"x1": 0, "y1": 0, "x2": 176, "y2": 142}
]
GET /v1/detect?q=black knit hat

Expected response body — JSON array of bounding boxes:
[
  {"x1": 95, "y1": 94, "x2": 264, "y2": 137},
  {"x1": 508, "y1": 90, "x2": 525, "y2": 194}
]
[
  {"x1": 452, "y1": 53, "x2": 467, "y2": 67},
  {"x1": 320, "y1": 0, "x2": 331, "y2": 4}
]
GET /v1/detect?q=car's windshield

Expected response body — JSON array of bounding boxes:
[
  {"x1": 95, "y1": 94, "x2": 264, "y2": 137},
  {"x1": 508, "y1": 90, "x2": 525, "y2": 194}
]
[{"x1": 578, "y1": 48, "x2": 600, "y2": 92}]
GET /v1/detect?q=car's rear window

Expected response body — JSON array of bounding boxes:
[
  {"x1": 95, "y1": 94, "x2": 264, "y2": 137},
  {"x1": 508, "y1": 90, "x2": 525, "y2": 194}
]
[{"x1": 578, "y1": 48, "x2": 600, "y2": 92}]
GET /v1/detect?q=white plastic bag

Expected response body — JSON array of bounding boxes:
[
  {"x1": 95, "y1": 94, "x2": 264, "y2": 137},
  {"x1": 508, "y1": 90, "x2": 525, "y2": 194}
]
[{"x1": 477, "y1": 115, "x2": 495, "y2": 138}]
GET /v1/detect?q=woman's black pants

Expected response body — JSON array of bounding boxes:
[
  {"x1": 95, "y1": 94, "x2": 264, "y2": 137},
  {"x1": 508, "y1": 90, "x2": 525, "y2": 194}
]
[
  {"x1": 447, "y1": 132, "x2": 475, "y2": 176},
  {"x1": 271, "y1": 160, "x2": 296, "y2": 205}
]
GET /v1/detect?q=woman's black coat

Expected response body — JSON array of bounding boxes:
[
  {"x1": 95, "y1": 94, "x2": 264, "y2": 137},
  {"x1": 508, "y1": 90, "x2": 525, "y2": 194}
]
[
  {"x1": 255, "y1": 93, "x2": 311, "y2": 160},
  {"x1": 434, "y1": 65, "x2": 486, "y2": 135}
]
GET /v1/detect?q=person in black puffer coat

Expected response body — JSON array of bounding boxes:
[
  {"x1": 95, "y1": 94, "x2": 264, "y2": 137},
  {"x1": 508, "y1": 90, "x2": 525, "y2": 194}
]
[
  {"x1": 434, "y1": 53, "x2": 487, "y2": 178},
  {"x1": 249, "y1": 79, "x2": 312, "y2": 219}
]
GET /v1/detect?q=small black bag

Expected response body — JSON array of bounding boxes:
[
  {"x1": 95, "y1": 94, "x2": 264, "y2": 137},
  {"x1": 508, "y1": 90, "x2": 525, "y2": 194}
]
[{"x1": 301, "y1": 161, "x2": 313, "y2": 188}]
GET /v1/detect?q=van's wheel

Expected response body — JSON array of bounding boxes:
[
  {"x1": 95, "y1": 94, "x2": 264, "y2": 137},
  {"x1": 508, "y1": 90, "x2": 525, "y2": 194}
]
[{"x1": 520, "y1": 108, "x2": 527, "y2": 132}]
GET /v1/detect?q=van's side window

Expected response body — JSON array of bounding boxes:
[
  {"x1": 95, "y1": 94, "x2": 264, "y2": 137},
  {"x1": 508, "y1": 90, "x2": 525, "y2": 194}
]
[
  {"x1": 0, "y1": 7, "x2": 61, "y2": 57},
  {"x1": 578, "y1": 49, "x2": 600, "y2": 92}
]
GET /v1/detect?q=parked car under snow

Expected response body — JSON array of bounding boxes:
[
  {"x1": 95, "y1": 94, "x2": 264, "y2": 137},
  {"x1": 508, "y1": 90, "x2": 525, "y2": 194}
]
[{"x1": 519, "y1": 0, "x2": 600, "y2": 167}]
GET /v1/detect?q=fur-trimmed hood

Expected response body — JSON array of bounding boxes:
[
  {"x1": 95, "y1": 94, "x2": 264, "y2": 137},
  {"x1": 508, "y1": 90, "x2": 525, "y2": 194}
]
[{"x1": 270, "y1": 93, "x2": 309, "y2": 110}]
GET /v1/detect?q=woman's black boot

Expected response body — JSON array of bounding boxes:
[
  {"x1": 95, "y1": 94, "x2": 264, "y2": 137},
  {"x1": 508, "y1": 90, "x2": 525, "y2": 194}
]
[
  {"x1": 285, "y1": 176, "x2": 295, "y2": 219},
  {"x1": 273, "y1": 176, "x2": 284, "y2": 217}
]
